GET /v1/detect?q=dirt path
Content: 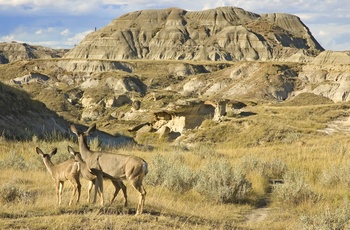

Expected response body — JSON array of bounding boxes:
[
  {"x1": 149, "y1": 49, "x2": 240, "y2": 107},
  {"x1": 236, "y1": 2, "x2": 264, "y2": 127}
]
[{"x1": 245, "y1": 207, "x2": 271, "y2": 223}]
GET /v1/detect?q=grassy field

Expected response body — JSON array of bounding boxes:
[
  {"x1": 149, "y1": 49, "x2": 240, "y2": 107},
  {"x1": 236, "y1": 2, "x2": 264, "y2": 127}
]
[{"x1": 1, "y1": 100, "x2": 350, "y2": 229}]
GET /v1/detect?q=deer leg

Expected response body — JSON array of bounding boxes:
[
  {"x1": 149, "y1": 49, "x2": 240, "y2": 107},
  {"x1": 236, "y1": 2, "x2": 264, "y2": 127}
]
[
  {"x1": 92, "y1": 178, "x2": 98, "y2": 204},
  {"x1": 76, "y1": 177, "x2": 81, "y2": 204},
  {"x1": 95, "y1": 173, "x2": 104, "y2": 206},
  {"x1": 110, "y1": 181, "x2": 120, "y2": 204},
  {"x1": 56, "y1": 182, "x2": 63, "y2": 205},
  {"x1": 68, "y1": 176, "x2": 81, "y2": 206},
  {"x1": 130, "y1": 179, "x2": 146, "y2": 215},
  {"x1": 87, "y1": 180, "x2": 94, "y2": 203},
  {"x1": 120, "y1": 181, "x2": 128, "y2": 207},
  {"x1": 69, "y1": 180, "x2": 77, "y2": 206},
  {"x1": 138, "y1": 185, "x2": 146, "y2": 215},
  {"x1": 110, "y1": 180, "x2": 128, "y2": 207},
  {"x1": 57, "y1": 182, "x2": 64, "y2": 206}
]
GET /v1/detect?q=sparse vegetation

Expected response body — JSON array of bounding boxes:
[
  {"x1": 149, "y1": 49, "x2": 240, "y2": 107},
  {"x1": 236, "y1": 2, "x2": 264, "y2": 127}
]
[
  {"x1": 0, "y1": 51, "x2": 349, "y2": 228},
  {"x1": 1, "y1": 106, "x2": 350, "y2": 229},
  {"x1": 299, "y1": 202, "x2": 350, "y2": 229},
  {"x1": 272, "y1": 170, "x2": 321, "y2": 206},
  {"x1": 195, "y1": 159, "x2": 251, "y2": 203}
]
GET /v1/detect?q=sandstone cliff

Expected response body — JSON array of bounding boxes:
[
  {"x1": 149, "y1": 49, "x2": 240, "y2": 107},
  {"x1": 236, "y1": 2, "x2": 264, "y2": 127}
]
[{"x1": 64, "y1": 7, "x2": 323, "y2": 62}]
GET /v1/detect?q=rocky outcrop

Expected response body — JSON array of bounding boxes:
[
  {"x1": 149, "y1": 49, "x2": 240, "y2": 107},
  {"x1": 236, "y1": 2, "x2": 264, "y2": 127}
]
[
  {"x1": 56, "y1": 60, "x2": 133, "y2": 73},
  {"x1": 64, "y1": 7, "x2": 323, "y2": 62},
  {"x1": 177, "y1": 61, "x2": 297, "y2": 101},
  {"x1": 0, "y1": 42, "x2": 67, "y2": 64},
  {"x1": 296, "y1": 51, "x2": 350, "y2": 102},
  {"x1": 310, "y1": 50, "x2": 350, "y2": 65},
  {"x1": 11, "y1": 72, "x2": 49, "y2": 85}
]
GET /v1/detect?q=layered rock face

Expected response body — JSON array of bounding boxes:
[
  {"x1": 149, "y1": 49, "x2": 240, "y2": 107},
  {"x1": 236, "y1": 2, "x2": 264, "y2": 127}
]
[
  {"x1": 297, "y1": 51, "x2": 350, "y2": 102},
  {"x1": 64, "y1": 7, "x2": 323, "y2": 62},
  {"x1": 0, "y1": 42, "x2": 67, "y2": 64}
]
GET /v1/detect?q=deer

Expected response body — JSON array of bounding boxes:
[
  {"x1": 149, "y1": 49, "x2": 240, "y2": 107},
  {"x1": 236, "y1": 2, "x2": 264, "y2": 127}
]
[
  {"x1": 67, "y1": 146, "x2": 128, "y2": 207},
  {"x1": 70, "y1": 123, "x2": 148, "y2": 215},
  {"x1": 36, "y1": 147, "x2": 81, "y2": 206}
]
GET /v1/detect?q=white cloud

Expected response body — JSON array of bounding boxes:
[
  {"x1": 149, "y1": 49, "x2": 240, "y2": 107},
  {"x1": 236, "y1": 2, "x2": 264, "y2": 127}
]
[
  {"x1": 60, "y1": 29, "x2": 70, "y2": 36},
  {"x1": 64, "y1": 30, "x2": 93, "y2": 48},
  {"x1": 0, "y1": 34, "x2": 15, "y2": 42},
  {"x1": 0, "y1": 0, "x2": 349, "y2": 50},
  {"x1": 0, "y1": 0, "x2": 100, "y2": 15},
  {"x1": 35, "y1": 29, "x2": 43, "y2": 35},
  {"x1": 0, "y1": 25, "x2": 80, "y2": 48},
  {"x1": 308, "y1": 23, "x2": 350, "y2": 51},
  {"x1": 318, "y1": 30, "x2": 329, "y2": 37}
]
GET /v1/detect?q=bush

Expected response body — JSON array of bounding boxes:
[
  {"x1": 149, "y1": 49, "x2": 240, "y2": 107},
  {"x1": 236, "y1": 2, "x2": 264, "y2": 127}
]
[
  {"x1": 146, "y1": 153, "x2": 195, "y2": 193},
  {"x1": 299, "y1": 202, "x2": 350, "y2": 229},
  {"x1": 0, "y1": 183, "x2": 36, "y2": 205},
  {"x1": 273, "y1": 170, "x2": 321, "y2": 206},
  {"x1": 146, "y1": 154, "x2": 169, "y2": 186},
  {"x1": 0, "y1": 150, "x2": 28, "y2": 170},
  {"x1": 241, "y1": 156, "x2": 287, "y2": 179},
  {"x1": 195, "y1": 159, "x2": 251, "y2": 203},
  {"x1": 162, "y1": 163, "x2": 195, "y2": 193},
  {"x1": 319, "y1": 163, "x2": 350, "y2": 187}
]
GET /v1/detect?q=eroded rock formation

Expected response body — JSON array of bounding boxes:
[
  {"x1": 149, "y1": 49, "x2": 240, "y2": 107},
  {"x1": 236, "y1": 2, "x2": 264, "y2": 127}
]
[{"x1": 64, "y1": 7, "x2": 323, "y2": 62}]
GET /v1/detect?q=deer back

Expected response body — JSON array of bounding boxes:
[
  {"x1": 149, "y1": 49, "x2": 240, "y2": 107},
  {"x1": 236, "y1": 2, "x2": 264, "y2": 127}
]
[
  {"x1": 52, "y1": 159, "x2": 80, "y2": 182},
  {"x1": 96, "y1": 152, "x2": 146, "y2": 180}
]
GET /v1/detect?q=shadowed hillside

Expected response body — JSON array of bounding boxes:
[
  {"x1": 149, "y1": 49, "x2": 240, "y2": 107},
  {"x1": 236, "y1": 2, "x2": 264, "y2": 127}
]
[{"x1": 0, "y1": 81, "x2": 69, "y2": 139}]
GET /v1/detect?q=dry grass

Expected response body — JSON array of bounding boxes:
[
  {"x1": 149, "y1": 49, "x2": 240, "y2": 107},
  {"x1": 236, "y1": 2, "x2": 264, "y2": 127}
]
[{"x1": 1, "y1": 101, "x2": 350, "y2": 229}]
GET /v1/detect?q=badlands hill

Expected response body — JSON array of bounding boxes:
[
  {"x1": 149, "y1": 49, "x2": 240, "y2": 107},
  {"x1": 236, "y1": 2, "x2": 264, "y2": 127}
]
[
  {"x1": 0, "y1": 41, "x2": 67, "y2": 64},
  {"x1": 0, "y1": 6, "x2": 349, "y2": 144},
  {"x1": 64, "y1": 7, "x2": 323, "y2": 62}
]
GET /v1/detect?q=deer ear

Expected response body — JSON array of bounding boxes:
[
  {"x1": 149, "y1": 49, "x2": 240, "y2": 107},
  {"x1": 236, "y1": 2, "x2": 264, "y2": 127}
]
[
  {"x1": 51, "y1": 148, "x2": 58, "y2": 155},
  {"x1": 86, "y1": 123, "x2": 96, "y2": 135},
  {"x1": 67, "y1": 146, "x2": 75, "y2": 156},
  {"x1": 70, "y1": 124, "x2": 79, "y2": 135},
  {"x1": 36, "y1": 147, "x2": 44, "y2": 156}
]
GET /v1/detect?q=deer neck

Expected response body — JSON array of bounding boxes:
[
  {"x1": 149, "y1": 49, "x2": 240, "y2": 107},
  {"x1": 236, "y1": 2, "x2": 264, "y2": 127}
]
[
  {"x1": 78, "y1": 135, "x2": 92, "y2": 160},
  {"x1": 74, "y1": 156, "x2": 85, "y2": 165},
  {"x1": 43, "y1": 159, "x2": 55, "y2": 177}
]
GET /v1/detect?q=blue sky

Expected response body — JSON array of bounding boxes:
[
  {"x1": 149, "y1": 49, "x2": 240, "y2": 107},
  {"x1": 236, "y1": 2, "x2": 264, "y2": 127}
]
[{"x1": 1, "y1": 0, "x2": 349, "y2": 51}]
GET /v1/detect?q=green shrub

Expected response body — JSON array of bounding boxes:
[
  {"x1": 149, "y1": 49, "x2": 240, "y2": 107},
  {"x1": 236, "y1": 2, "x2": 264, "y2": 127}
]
[
  {"x1": 273, "y1": 170, "x2": 321, "y2": 206},
  {"x1": 195, "y1": 159, "x2": 251, "y2": 203}
]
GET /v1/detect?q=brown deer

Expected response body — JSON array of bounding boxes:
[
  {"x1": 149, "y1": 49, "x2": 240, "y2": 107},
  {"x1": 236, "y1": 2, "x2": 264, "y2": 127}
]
[
  {"x1": 36, "y1": 147, "x2": 81, "y2": 206},
  {"x1": 70, "y1": 123, "x2": 148, "y2": 215},
  {"x1": 67, "y1": 146, "x2": 127, "y2": 207}
]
